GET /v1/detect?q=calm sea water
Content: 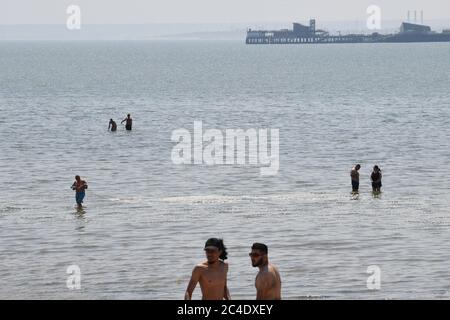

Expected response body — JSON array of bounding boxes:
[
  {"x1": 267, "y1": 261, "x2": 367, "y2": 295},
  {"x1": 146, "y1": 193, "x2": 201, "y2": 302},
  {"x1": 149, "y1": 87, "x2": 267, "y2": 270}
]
[{"x1": 1, "y1": 41, "x2": 450, "y2": 299}]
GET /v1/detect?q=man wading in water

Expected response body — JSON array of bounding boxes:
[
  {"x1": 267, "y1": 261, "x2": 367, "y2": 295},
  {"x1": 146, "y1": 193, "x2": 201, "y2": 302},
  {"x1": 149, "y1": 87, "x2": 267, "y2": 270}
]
[
  {"x1": 121, "y1": 113, "x2": 132, "y2": 131},
  {"x1": 185, "y1": 238, "x2": 231, "y2": 300},
  {"x1": 371, "y1": 165, "x2": 382, "y2": 193},
  {"x1": 71, "y1": 175, "x2": 88, "y2": 208},
  {"x1": 108, "y1": 119, "x2": 117, "y2": 132},
  {"x1": 350, "y1": 164, "x2": 361, "y2": 193}
]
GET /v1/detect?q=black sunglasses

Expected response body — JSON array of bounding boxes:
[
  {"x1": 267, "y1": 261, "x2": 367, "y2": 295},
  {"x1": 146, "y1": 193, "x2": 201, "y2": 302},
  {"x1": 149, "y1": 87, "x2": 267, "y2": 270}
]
[{"x1": 249, "y1": 252, "x2": 263, "y2": 257}]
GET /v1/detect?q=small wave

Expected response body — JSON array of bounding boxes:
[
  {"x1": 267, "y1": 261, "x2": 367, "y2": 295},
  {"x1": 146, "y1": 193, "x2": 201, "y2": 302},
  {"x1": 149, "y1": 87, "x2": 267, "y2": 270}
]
[
  {"x1": 0, "y1": 206, "x2": 24, "y2": 213},
  {"x1": 108, "y1": 197, "x2": 151, "y2": 204},
  {"x1": 159, "y1": 191, "x2": 344, "y2": 204},
  {"x1": 288, "y1": 294, "x2": 330, "y2": 300},
  {"x1": 160, "y1": 194, "x2": 243, "y2": 204}
]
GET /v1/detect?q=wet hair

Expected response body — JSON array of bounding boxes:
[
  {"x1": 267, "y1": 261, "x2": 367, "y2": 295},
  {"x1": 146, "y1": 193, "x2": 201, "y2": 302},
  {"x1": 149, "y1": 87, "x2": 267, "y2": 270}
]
[
  {"x1": 219, "y1": 242, "x2": 228, "y2": 260},
  {"x1": 127, "y1": 114, "x2": 131, "y2": 117},
  {"x1": 373, "y1": 165, "x2": 381, "y2": 171},
  {"x1": 356, "y1": 164, "x2": 361, "y2": 169},
  {"x1": 251, "y1": 243, "x2": 268, "y2": 254},
  {"x1": 204, "y1": 238, "x2": 228, "y2": 260},
  {"x1": 75, "y1": 175, "x2": 80, "y2": 180}
]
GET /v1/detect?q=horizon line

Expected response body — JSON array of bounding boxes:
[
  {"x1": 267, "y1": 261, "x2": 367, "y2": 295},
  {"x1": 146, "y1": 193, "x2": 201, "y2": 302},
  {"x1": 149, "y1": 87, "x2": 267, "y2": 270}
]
[{"x1": 2, "y1": 18, "x2": 450, "y2": 26}]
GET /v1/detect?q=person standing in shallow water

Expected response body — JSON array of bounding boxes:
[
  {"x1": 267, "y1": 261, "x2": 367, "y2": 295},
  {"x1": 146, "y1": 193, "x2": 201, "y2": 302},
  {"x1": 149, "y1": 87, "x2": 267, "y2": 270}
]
[
  {"x1": 249, "y1": 243, "x2": 282, "y2": 300},
  {"x1": 371, "y1": 165, "x2": 382, "y2": 192},
  {"x1": 71, "y1": 175, "x2": 88, "y2": 208},
  {"x1": 350, "y1": 164, "x2": 361, "y2": 193},
  {"x1": 121, "y1": 114, "x2": 132, "y2": 131},
  {"x1": 108, "y1": 119, "x2": 117, "y2": 132},
  {"x1": 185, "y1": 238, "x2": 230, "y2": 300}
]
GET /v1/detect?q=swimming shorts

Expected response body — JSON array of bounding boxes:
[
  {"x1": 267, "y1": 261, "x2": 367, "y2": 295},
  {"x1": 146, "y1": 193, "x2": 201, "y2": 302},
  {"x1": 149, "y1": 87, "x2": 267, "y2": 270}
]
[
  {"x1": 372, "y1": 181, "x2": 382, "y2": 189},
  {"x1": 125, "y1": 124, "x2": 132, "y2": 131},
  {"x1": 76, "y1": 191, "x2": 85, "y2": 204},
  {"x1": 352, "y1": 180, "x2": 359, "y2": 191}
]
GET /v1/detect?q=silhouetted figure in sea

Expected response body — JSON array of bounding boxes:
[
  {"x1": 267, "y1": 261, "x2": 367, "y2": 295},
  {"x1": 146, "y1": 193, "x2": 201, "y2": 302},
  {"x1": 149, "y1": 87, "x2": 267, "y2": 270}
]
[
  {"x1": 108, "y1": 119, "x2": 117, "y2": 132},
  {"x1": 371, "y1": 165, "x2": 382, "y2": 193},
  {"x1": 121, "y1": 114, "x2": 132, "y2": 131},
  {"x1": 350, "y1": 164, "x2": 361, "y2": 193}
]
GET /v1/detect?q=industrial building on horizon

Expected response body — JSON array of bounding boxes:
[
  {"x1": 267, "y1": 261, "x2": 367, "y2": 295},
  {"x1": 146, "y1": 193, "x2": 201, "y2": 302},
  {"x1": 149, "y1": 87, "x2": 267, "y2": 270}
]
[{"x1": 246, "y1": 18, "x2": 450, "y2": 44}]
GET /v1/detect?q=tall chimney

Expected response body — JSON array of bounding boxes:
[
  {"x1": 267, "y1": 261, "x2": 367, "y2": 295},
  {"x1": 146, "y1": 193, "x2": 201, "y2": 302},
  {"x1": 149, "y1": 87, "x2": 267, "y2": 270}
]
[
  {"x1": 407, "y1": 11, "x2": 410, "y2": 22},
  {"x1": 421, "y1": 11, "x2": 423, "y2": 25},
  {"x1": 414, "y1": 11, "x2": 417, "y2": 23}
]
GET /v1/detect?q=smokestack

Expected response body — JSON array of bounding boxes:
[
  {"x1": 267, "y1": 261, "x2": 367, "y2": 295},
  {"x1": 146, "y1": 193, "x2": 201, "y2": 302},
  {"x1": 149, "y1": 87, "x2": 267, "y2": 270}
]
[
  {"x1": 421, "y1": 11, "x2": 423, "y2": 25},
  {"x1": 407, "y1": 11, "x2": 410, "y2": 22},
  {"x1": 414, "y1": 11, "x2": 417, "y2": 23}
]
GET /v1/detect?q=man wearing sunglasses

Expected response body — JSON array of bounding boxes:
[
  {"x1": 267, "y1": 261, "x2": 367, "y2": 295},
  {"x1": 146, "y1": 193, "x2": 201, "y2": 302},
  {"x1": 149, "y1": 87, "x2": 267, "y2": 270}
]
[
  {"x1": 184, "y1": 238, "x2": 231, "y2": 300},
  {"x1": 249, "y1": 243, "x2": 281, "y2": 300}
]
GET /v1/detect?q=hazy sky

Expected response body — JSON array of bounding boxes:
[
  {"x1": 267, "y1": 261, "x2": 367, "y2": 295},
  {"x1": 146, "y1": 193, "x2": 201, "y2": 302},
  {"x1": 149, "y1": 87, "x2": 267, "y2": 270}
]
[{"x1": 1, "y1": 0, "x2": 449, "y2": 24}]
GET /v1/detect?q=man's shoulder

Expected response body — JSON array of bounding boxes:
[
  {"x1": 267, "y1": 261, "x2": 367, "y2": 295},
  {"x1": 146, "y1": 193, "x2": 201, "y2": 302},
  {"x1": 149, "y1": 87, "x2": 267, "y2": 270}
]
[
  {"x1": 195, "y1": 262, "x2": 208, "y2": 270},
  {"x1": 256, "y1": 268, "x2": 270, "y2": 278},
  {"x1": 269, "y1": 264, "x2": 281, "y2": 277},
  {"x1": 256, "y1": 268, "x2": 278, "y2": 287},
  {"x1": 256, "y1": 270, "x2": 273, "y2": 286},
  {"x1": 190, "y1": 264, "x2": 206, "y2": 278},
  {"x1": 259, "y1": 266, "x2": 277, "y2": 280}
]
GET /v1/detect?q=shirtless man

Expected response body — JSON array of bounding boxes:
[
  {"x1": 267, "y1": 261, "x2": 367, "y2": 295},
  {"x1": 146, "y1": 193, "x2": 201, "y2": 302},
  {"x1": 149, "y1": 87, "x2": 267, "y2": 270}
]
[
  {"x1": 350, "y1": 164, "x2": 361, "y2": 193},
  {"x1": 108, "y1": 119, "x2": 117, "y2": 132},
  {"x1": 121, "y1": 114, "x2": 132, "y2": 131},
  {"x1": 371, "y1": 165, "x2": 382, "y2": 192},
  {"x1": 185, "y1": 238, "x2": 230, "y2": 300},
  {"x1": 249, "y1": 243, "x2": 281, "y2": 300},
  {"x1": 71, "y1": 175, "x2": 88, "y2": 208}
]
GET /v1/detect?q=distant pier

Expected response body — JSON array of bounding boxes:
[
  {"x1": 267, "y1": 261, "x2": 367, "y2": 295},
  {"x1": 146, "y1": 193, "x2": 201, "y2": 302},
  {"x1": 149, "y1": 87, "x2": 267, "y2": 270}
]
[{"x1": 246, "y1": 19, "x2": 450, "y2": 44}]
